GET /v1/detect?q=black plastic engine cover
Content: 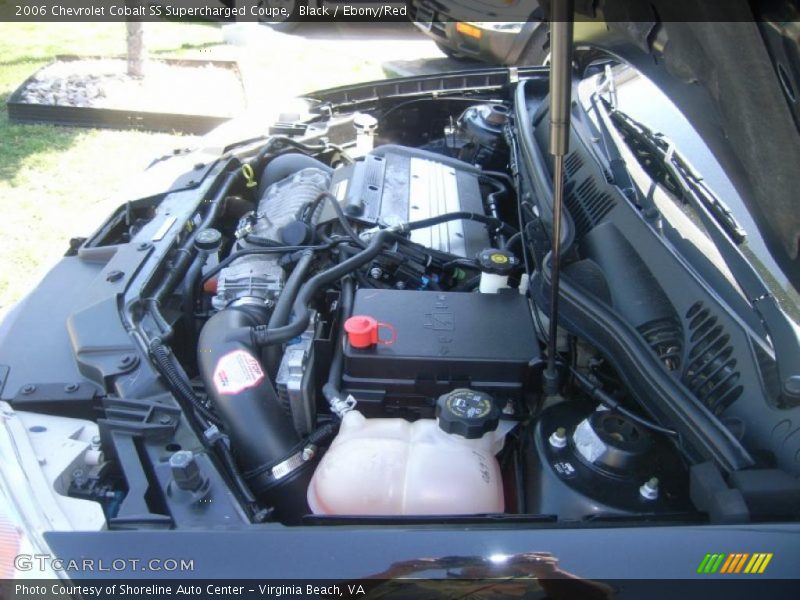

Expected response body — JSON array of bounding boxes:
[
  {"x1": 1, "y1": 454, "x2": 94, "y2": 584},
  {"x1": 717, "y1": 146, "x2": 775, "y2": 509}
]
[
  {"x1": 327, "y1": 145, "x2": 490, "y2": 257},
  {"x1": 342, "y1": 289, "x2": 540, "y2": 418}
]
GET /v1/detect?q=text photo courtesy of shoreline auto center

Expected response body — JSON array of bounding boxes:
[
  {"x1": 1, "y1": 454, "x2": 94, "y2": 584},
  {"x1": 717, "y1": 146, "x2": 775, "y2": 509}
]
[{"x1": 1, "y1": 1, "x2": 800, "y2": 599}]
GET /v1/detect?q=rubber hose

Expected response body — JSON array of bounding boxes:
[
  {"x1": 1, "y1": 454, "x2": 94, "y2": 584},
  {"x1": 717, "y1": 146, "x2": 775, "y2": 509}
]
[
  {"x1": 504, "y1": 231, "x2": 523, "y2": 251},
  {"x1": 404, "y1": 211, "x2": 517, "y2": 238},
  {"x1": 249, "y1": 229, "x2": 395, "y2": 347},
  {"x1": 323, "y1": 276, "x2": 354, "y2": 408},
  {"x1": 571, "y1": 369, "x2": 678, "y2": 437},
  {"x1": 264, "y1": 250, "x2": 315, "y2": 377}
]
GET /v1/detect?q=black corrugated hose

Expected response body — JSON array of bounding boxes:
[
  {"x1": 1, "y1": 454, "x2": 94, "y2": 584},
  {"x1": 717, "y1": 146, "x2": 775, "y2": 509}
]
[{"x1": 149, "y1": 337, "x2": 221, "y2": 426}]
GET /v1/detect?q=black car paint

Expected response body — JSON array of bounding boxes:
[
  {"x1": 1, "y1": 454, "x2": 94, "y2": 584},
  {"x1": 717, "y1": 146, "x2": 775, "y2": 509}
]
[{"x1": 44, "y1": 523, "x2": 800, "y2": 580}]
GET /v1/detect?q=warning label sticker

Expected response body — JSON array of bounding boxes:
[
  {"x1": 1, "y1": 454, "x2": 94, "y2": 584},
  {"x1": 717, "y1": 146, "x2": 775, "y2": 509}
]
[{"x1": 212, "y1": 350, "x2": 264, "y2": 395}]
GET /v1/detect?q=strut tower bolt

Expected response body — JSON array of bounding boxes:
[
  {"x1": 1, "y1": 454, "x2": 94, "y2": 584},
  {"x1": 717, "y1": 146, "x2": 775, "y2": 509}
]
[
  {"x1": 640, "y1": 477, "x2": 660, "y2": 501},
  {"x1": 302, "y1": 445, "x2": 316, "y2": 461},
  {"x1": 549, "y1": 426, "x2": 568, "y2": 449}
]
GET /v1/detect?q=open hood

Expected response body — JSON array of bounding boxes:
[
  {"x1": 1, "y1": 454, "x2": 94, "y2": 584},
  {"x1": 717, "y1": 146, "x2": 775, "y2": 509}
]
[{"x1": 562, "y1": 0, "x2": 800, "y2": 289}]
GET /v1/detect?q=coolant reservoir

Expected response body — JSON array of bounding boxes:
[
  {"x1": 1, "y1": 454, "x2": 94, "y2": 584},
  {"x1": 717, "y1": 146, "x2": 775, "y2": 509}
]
[{"x1": 308, "y1": 389, "x2": 507, "y2": 515}]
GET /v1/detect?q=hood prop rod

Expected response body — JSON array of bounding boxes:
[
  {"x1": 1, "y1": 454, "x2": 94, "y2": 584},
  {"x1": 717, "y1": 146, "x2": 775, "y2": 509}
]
[{"x1": 544, "y1": 0, "x2": 575, "y2": 396}]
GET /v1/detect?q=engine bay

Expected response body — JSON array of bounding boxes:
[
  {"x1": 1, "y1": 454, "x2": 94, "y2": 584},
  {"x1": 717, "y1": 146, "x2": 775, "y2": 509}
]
[{"x1": 3, "y1": 69, "x2": 799, "y2": 531}]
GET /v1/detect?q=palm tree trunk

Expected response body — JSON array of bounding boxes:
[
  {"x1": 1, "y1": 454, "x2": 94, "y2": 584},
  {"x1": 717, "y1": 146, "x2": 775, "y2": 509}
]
[{"x1": 126, "y1": 21, "x2": 145, "y2": 78}]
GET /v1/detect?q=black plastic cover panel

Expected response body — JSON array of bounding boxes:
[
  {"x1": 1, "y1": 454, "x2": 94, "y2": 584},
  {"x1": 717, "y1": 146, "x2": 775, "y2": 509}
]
[{"x1": 343, "y1": 289, "x2": 539, "y2": 416}]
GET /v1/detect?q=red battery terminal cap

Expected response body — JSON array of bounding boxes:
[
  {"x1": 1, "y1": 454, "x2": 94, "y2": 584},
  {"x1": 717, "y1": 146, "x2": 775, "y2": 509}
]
[{"x1": 344, "y1": 315, "x2": 396, "y2": 348}]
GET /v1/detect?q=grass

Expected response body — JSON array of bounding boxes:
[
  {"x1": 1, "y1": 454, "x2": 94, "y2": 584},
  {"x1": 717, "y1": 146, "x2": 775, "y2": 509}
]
[
  {"x1": 0, "y1": 23, "x2": 226, "y2": 312},
  {"x1": 0, "y1": 22, "x2": 397, "y2": 313}
]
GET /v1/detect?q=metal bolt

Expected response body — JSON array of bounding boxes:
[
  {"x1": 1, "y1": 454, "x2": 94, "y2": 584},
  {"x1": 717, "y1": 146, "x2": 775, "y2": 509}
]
[
  {"x1": 502, "y1": 401, "x2": 515, "y2": 416},
  {"x1": 302, "y1": 445, "x2": 316, "y2": 461},
  {"x1": 21, "y1": 384, "x2": 36, "y2": 395},
  {"x1": 170, "y1": 450, "x2": 206, "y2": 492},
  {"x1": 548, "y1": 427, "x2": 568, "y2": 449},
  {"x1": 395, "y1": 281, "x2": 406, "y2": 290},
  {"x1": 159, "y1": 415, "x2": 174, "y2": 425},
  {"x1": 784, "y1": 375, "x2": 800, "y2": 398},
  {"x1": 106, "y1": 270, "x2": 124, "y2": 282},
  {"x1": 639, "y1": 477, "x2": 660, "y2": 501},
  {"x1": 203, "y1": 425, "x2": 221, "y2": 444},
  {"x1": 117, "y1": 354, "x2": 138, "y2": 371},
  {"x1": 64, "y1": 383, "x2": 79, "y2": 393},
  {"x1": 643, "y1": 207, "x2": 660, "y2": 221},
  {"x1": 369, "y1": 267, "x2": 383, "y2": 280},
  {"x1": 136, "y1": 242, "x2": 151, "y2": 251},
  {"x1": 90, "y1": 436, "x2": 101, "y2": 450}
]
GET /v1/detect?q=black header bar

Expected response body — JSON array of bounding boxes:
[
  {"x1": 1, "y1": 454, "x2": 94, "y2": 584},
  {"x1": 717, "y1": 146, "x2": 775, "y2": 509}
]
[{"x1": 0, "y1": 0, "x2": 789, "y2": 24}]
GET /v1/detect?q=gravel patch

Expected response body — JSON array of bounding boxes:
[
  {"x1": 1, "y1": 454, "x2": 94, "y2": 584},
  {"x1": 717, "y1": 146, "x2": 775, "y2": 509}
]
[{"x1": 18, "y1": 58, "x2": 246, "y2": 117}]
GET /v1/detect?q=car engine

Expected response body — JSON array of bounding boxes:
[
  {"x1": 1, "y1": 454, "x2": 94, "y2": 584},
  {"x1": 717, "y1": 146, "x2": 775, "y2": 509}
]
[
  {"x1": 8, "y1": 77, "x2": 792, "y2": 531},
  {"x1": 194, "y1": 115, "x2": 554, "y2": 522},
  {"x1": 177, "y1": 98, "x2": 694, "y2": 525}
]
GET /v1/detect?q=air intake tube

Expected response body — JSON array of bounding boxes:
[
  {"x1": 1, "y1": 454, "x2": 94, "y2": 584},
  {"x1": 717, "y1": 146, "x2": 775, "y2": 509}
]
[
  {"x1": 199, "y1": 231, "x2": 396, "y2": 521},
  {"x1": 197, "y1": 304, "x2": 317, "y2": 523}
]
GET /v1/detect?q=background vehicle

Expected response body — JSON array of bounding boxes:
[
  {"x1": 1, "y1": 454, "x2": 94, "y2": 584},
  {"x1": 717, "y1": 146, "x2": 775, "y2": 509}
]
[{"x1": 409, "y1": 0, "x2": 549, "y2": 64}]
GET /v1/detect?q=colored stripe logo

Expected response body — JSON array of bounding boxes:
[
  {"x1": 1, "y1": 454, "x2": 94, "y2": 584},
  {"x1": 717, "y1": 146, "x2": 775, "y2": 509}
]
[{"x1": 697, "y1": 553, "x2": 773, "y2": 574}]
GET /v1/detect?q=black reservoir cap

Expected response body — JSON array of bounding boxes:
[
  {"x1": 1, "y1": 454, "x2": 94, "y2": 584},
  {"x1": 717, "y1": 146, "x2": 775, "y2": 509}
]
[
  {"x1": 477, "y1": 248, "x2": 517, "y2": 275},
  {"x1": 437, "y1": 388, "x2": 500, "y2": 439},
  {"x1": 194, "y1": 228, "x2": 222, "y2": 251}
]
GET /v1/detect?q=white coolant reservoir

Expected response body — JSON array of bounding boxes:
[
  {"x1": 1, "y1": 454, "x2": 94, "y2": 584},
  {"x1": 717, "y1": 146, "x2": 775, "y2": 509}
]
[{"x1": 308, "y1": 389, "x2": 509, "y2": 515}]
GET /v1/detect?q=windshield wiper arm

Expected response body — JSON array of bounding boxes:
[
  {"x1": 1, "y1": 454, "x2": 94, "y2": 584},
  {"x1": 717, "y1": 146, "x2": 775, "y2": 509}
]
[
  {"x1": 609, "y1": 107, "x2": 748, "y2": 244},
  {"x1": 609, "y1": 106, "x2": 800, "y2": 402}
]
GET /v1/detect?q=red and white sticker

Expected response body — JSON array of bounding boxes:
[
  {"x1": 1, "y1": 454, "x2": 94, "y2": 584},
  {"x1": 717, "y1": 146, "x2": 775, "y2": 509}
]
[{"x1": 213, "y1": 350, "x2": 265, "y2": 395}]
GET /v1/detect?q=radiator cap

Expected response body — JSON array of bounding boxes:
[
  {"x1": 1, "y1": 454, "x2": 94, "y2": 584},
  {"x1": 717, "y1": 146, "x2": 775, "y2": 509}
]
[{"x1": 437, "y1": 388, "x2": 499, "y2": 439}]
